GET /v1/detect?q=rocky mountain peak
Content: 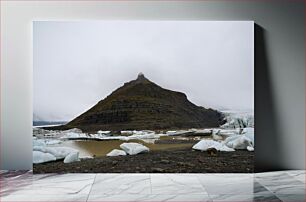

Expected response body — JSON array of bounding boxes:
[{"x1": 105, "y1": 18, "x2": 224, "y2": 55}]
[
  {"x1": 135, "y1": 72, "x2": 150, "y2": 83},
  {"x1": 49, "y1": 74, "x2": 224, "y2": 132},
  {"x1": 136, "y1": 72, "x2": 148, "y2": 81},
  {"x1": 137, "y1": 72, "x2": 145, "y2": 79}
]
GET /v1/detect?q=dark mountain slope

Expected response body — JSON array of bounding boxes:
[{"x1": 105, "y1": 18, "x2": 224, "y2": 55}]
[{"x1": 49, "y1": 73, "x2": 224, "y2": 132}]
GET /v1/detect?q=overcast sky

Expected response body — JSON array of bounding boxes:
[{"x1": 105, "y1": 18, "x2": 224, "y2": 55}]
[{"x1": 34, "y1": 21, "x2": 254, "y2": 122}]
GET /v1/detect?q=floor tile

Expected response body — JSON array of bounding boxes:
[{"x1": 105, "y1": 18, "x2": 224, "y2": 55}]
[
  {"x1": 286, "y1": 170, "x2": 306, "y2": 183},
  {"x1": 253, "y1": 194, "x2": 282, "y2": 201},
  {"x1": 256, "y1": 174, "x2": 305, "y2": 195},
  {"x1": 267, "y1": 184, "x2": 305, "y2": 195},
  {"x1": 88, "y1": 194, "x2": 211, "y2": 202},
  {"x1": 90, "y1": 174, "x2": 151, "y2": 195},
  {"x1": 1, "y1": 170, "x2": 306, "y2": 202},
  {"x1": 1, "y1": 173, "x2": 51, "y2": 196},
  {"x1": 1, "y1": 194, "x2": 88, "y2": 201},
  {"x1": 257, "y1": 178, "x2": 306, "y2": 194},
  {"x1": 211, "y1": 193, "x2": 282, "y2": 202},
  {"x1": 150, "y1": 174, "x2": 208, "y2": 195},
  {"x1": 255, "y1": 171, "x2": 294, "y2": 180},
  {"x1": 252, "y1": 182, "x2": 283, "y2": 201},
  {"x1": 2, "y1": 174, "x2": 96, "y2": 195},
  {"x1": 198, "y1": 174, "x2": 254, "y2": 195},
  {"x1": 253, "y1": 181, "x2": 272, "y2": 194},
  {"x1": 0, "y1": 170, "x2": 8, "y2": 174},
  {"x1": 210, "y1": 194, "x2": 254, "y2": 201},
  {"x1": 275, "y1": 194, "x2": 305, "y2": 202}
]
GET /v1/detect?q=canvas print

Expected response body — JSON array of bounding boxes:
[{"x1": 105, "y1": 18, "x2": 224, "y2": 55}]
[{"x1": 33, "y1": 21, "x2": 254, "y2": 173}]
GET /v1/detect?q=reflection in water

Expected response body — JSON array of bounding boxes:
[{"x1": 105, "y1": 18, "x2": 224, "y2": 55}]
[{"x1": 60, "y1": 137, "x2": 194, "y2": 157}]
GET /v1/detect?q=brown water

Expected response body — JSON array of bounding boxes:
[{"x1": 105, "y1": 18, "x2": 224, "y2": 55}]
[{"x1": 60, "y1": 136, "x2": 194, "y2": 157}]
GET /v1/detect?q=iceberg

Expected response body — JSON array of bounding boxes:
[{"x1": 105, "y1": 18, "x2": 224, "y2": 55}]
[
  {"x1": 33, "y1": 127, "x2": 83, "y2": 138},
  {"x1": 127, "y1": 133, "x2": 160, "y2": 140},
  {"x1": 33, "y1": 146, "x2": 80, "y2": 164},
  {"x1": 59, "y1": 130, "x2": 160, "y2": 142},
  {"x1": 192, "y1": 139, "x2": 234, "y2": 152},
  {"x1": 140, "y1": 139, "x2": 157, "y2": 144},
  {"x1": 62, "y1": 132, "x2": 88, "y2": 139},
  {"x1": 130, "y1": 130, "x2": 155, "y2": 136},
  {"x1": 247, "y1": 146, "x2": 254, "y2": 152},
  {"x1": 106, "y1": 149, "x2": 127, "y2": 157},
  {"x1": 33, "y1": 139, "x2": 46, "y2": 147},
  {"x1": 45, "y1": 139, "x2": 62, "y2": 145},
  {"x1": 64, "y1": 128, "x2": 83, "y2": 133},
  {"x1": 242, "y1": 128, "x2": 254, "y2": 145},
  {"x1": 97, "y1": 130, "x2": 111, "y2": 135},
  {"x1": 219, "y1": 144, "x2": 235, "y2": 152},
  {"x1": 63, "y1": 152, "x2": 80, "y2": 163},
  {"x1": 120, "y1": 143, "x2": 149, "y2": 155},
  {"x1": 33, "y1": 146, "x2": 78, "y2": 160},
  {"x1": 166, "y1": 130, "x2": 177, "y2": 135},
  {"x1": 166, "y1": 130, "x2": 193, "y2": 136},
  {"x1": 221, "y1": 111, "x2": 254, "y2": 129},
  {"x1": 211, "y1": 129, "x2": 240, "y2": 141},
  {"x1": 33, "y1": 151, "x2": 56, "y2": 164},
  {"x1": 212, "y1": 133, "x2": 223, "y2": 141},
  {"x1": 33, "y1": 138, "x2": 62, "y2": 147},
  {"x1": 224, "y1": 135, "x2": 253, "y2": 150},
  {"x1": 190, "y1": 129, "x2": 212, "y2": 136},
  {"x1": 121, "y1": 130, "x2": 134, "y2": 135}
]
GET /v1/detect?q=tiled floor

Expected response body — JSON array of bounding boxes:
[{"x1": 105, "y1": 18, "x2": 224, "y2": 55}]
[{"x1": 0, "y1": 170, "x2": 305, "y2": 201}]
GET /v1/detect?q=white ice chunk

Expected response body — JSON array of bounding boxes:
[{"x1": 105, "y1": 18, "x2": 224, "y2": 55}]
[
  {"x1": 212, "y1": 133, "x2": 223, "y2": 141},
  {"x1": 121, "y1": 130, "x2": 134, "y2": 135},
  {"x1": 128, "y1": 133, "x2": 160, "y2": 140},
  {"x1": 120, "y1": 143, "x2": 149, "y2": 155},
  {"x1": 140, "y1": 139, "x2": 157, "y2": 144},
  {"x1": 247, "y1": 146, "x2": 254, "y2": 152},
  {"x1": 131, "y1": 130, "x2": 155, "y2": 136},
  {"x1": 190, "y1": 129, "x2": 212, "y2": 135},
  {"x1": 97, "y1": 130, "x2": 111, "y2": 135},
  {"x1": 242, "y1": 128, "x2": 254, "y2": 145},
  {"x1": 33, "y1": 138, "x2": 62, "y2": 146},
  {"x1": 166, "y1": 130, "x2": 193, "y2": 136},
  {"x1": 33, "y1": 139, "x2": 46, "y2": 147},
  {"x1": 33, "y1": 151, "x2": 56, "y2": 164},
  {"x1": 63, "y1": 152, "x2": 79, "y2": 163},
  {"x1": 80, "y1": 156, "x2": 94, "y2": 159},
  {"x1": 221, "y1": 111, "x2": 254, "y2": 129},
  {"x1": 62, "y1": 132, "x2": 88, "y2": 139},
  {"x1": 193, "y1": 139, "x2": 235, "y2": 152},
  {"x1": 33, "y1": 146, "x2": 78, "y2": 160},
  {"x1": 224, "y1": 135, "x2": 253, "y2": 150},
  {"x1": 166, "y1": 131, "x2": 177, "y2": 135},
  {"x1": 45, "y1": 139, "x2": 62, "y2": 145},
  {"x1": 106, "y1": 149, "x2": 127, "y2": 157},
  {"x1": 64, "y1": 128, "x2": 83, "y2": 133},
  {"x1": 219, "y1": 145, "x2": 235, "y2": 152},
  {"x1": 192, "y1": 139, "x2": 223, "y2": 151}
]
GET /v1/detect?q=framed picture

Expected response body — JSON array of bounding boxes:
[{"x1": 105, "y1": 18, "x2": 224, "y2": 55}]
[{"x1": 33, "y1": 21, "x2": 254, "y2": 173}]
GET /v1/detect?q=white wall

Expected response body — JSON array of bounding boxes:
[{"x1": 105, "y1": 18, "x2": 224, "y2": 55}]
[{"x1": 1, "y1": 0, "x2": 304, "y2": 170}]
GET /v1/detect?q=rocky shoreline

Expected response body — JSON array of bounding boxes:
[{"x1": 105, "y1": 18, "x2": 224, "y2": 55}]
[{"x1": 33, "y1": 147, "x2": 254, "y2": 173}]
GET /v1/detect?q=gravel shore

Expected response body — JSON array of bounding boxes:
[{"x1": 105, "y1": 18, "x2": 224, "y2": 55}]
[{"x1": 34, "y1": 147, "x2": 254, "y2": 173}]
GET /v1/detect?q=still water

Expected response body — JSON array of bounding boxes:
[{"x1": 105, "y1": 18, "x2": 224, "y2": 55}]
[{"x1": 59, "y1": 136, "x2": 194, "y2": 157}]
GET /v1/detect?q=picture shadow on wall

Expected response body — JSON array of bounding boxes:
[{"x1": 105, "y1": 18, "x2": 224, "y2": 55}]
[{"x1": 255, "y1": 24, "x2": 283, "y2": 172}]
